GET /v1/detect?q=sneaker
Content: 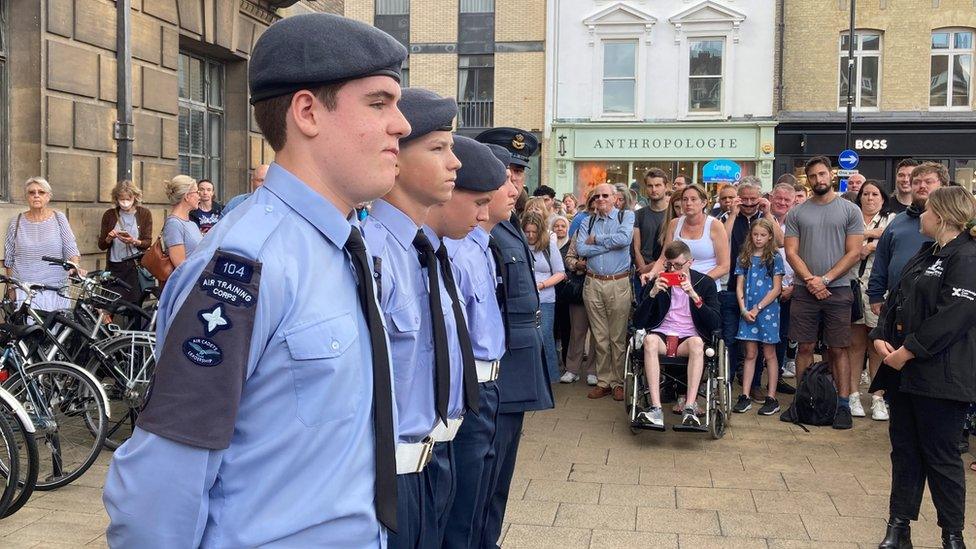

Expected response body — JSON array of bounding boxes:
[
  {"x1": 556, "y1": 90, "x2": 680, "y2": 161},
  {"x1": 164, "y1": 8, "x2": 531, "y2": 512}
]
[
  {"x1": 860, "y1": 370, "x2": 871, "y2": 386},
  {"x1": 637, "y1": 407, "x2": 664, "y2": 428},
  {"x1": 849, "y1": 393, "x2": 866, "y2": 418},
  {"x1": 832, "y1": 406, "x2": 853, "y2": 430},
  {"x1": 776, "y1": 379, "x2": 796, "y2": 395},
  {"x1": 672, "y1": 395, "x2": 686, "y2": 415},
  {"x1": 682, "y1": 405, "x2": 702, "y2": 427},
  {"x1": 782, "y1": 360, "x2": 796, "y2": 379},
  {"x1": 559, "y1": 371, "x2": 579, "y2": 384},
  {"x1": 586, "y1": 374, "x2": 598, "y2": 386},
  {"x1": 871, "y1": 397, "x2": 889, "y2": 421},
  {"x1": 758, "y1": 397, "x2": 781, "y2": 416},
  {"x1": 733, "y1": 394, "x2": 752, "y2": 413}
]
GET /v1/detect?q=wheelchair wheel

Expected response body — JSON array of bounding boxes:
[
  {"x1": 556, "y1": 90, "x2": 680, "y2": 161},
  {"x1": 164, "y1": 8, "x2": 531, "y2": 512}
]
[
  {"x1": 709, "y1": 408, "x2": 726, "y2": 439},
  {"x1": 623, "y1": 339, "x2": 635, "y2": 415}
]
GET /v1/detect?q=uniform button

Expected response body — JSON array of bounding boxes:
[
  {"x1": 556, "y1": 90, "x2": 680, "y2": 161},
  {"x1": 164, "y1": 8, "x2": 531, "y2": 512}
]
[
  {"x1": 331, "y1": 339, "x2": 340, "y2": 351},
  {"x1": 266, "y1": 205, "x2": 274, "y2": 213}
]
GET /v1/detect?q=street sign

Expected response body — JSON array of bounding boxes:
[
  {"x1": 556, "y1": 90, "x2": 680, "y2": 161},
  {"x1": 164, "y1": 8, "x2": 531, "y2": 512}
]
[
  {"x1": 839, "y1": 179, "x2": 849, "y2": 192},
  {"x1": 837, "y1": 169, "x2": 859, "y2": 177},
  {"x1": 838, "y1": 149, "x2": 860, "y2": 170},
  {"x1": 701, "y1": 159, "x2": 742, "y2": 184}
]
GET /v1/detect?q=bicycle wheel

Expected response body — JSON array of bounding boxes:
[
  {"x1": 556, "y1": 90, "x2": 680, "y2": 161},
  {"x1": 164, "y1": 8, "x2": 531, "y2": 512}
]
[
  {"x1": 0, "y1": 394, "x2": 39, "y2": 517},
  {"x1": 86, "y1": 337, "x2": 155, "y2": 450},
  {"x1": 3, "y1": 362, "x2": 108, "y2": 491},
  {"x1": 0, "y1": 411, "x2": 19, "y2": 517}
]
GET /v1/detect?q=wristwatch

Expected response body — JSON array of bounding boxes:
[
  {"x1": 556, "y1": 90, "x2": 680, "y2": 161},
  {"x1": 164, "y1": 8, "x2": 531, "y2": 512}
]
[{"x1": 821, "y1": 276, "x2": 832, "y2": 287}]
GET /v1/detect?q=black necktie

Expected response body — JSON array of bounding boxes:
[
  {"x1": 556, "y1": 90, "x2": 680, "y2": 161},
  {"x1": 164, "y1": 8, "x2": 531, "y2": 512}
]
[
  {"x1": 487, "y1": 236, "x2": 510, "y2": 351},
  {"x1": 435, "y1": 243, "x2": 480, "y2": 415},
  {"x1": 344, "y1": 227, "x2": 397, "y2": 532},
  {"x1": 412, "y1": 230, "x2": 451, "y2": 424}
]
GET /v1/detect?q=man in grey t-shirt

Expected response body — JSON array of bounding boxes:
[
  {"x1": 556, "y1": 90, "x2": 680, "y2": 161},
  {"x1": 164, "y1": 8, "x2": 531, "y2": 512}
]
[{"x1": 784, "y1": 155, "x2": 864, "y2": 430}]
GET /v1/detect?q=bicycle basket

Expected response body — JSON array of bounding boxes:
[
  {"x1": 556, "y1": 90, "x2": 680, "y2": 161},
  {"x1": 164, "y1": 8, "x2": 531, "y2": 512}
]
[{"x1": 59, "y1": 282, "x2": 121, "y2": 308}]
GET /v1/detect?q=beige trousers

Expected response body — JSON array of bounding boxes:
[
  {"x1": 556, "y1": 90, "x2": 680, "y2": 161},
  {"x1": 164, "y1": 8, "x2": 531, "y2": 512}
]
[{"x1": 582, "y1": 276, "x2": 632, "y2": 389}]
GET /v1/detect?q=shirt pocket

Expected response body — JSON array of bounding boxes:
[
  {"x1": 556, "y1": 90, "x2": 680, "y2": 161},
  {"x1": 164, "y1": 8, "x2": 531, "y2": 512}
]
[
  {"x1": 389, "y1": 304, "x2": 421, "y2": 334},
  {"x1": 474, "y1": 275, "x2": 494, "y2": 303},
  {"x1": 501, "y1": 248, "x2": 527, "y2": 299},
  {"x1": 284, "y1": 312, "x2": 362, "y2": 428}
]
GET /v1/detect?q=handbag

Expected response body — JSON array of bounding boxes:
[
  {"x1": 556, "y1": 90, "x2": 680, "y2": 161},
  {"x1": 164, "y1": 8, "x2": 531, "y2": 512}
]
[
  {"x1": 557, "y1": 270, "x2": 585, "y2": 305},
  {"x1": 850, "y1": 214, "x2": 884, "y2": 323},
  {"x1": 140, "y1": 236, "x2": 173, "y2": 285}
]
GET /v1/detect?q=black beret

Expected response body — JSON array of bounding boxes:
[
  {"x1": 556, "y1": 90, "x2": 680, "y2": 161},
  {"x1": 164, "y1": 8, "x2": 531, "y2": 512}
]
[
  {"x1": 248, "y1": 14, "x2": 407, "y2": 104},
  {"x1": 399, "y1": 88, "x2": 458, "y2": 144},
  {"x1": 475, "y1": 127, "x2": 539, "y2": 168},
  {"x1": 453, "y1": 136, "x2": 507, "y2": 193},
  {"x1": 485, "y1": 144, "x2": 512, "y2": 168}
]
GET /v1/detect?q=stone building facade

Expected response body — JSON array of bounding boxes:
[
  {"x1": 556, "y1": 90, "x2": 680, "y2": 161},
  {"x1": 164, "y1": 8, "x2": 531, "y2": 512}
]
[
  {"x1": 776, "y1": 0, "x2": 976, "y2": 191},
  {"x1": 1, "y1": 0, "x2": 340, "y2": 268},
  {"x1": 344, "y1": 0, "x2": 548, "y2": 189}
]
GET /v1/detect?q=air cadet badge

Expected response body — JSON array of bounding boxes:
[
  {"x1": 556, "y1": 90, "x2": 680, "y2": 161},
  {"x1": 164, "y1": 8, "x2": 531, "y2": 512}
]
[{"x1": 512, "y1": 134, "x2": 526, "y2": 150}]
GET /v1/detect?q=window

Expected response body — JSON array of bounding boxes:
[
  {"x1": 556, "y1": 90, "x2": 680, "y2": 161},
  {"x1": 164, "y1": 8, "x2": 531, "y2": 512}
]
[
  {"x1": 602, "y1": 40, "x2": 637, "y2": 115},
  {"x1": 930, "y1": 29, "x2": 973, "y2": 109},
  {"x1": 838, "y1": 31, "x2": 882, "y2": 109},
  {"x1": 458, "y1": 0, "x2": 493, "y2": 54},
  {"x1": 460, "y1": 0, "x2": 493, "y2": 12},
  {"x1": 688, "y1": 39, "x2": 723, "y2": 113},
  {"x1": 374, "y1": 0, "x2": 409, "y2": 85},
  {"x1": 178, "y1": 53, "x2": 224, "y2": 190},
  {"x1": 457, "y1": 55, "x2": 494, "y2": 128}
]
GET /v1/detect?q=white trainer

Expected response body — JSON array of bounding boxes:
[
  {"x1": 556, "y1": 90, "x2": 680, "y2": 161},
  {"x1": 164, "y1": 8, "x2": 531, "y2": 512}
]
[
  {"x1": 871, "y1": 397, "x2": 889, "y2": 421},
  {"x1": 782, "y1": 360, "x2": 796, "y2": 379},
  {"x1": 860, "y1": 370, "x2": 871, "y2": 386},
  {"x1": 559, "y1": 371, "x2": 579, "y2": 384},
  {"x1": 849, "y1": 392, "x2": 866, "y2": 417},
  {"x1": 586, "y1": 374, "x2": 598, "y2": 386}
]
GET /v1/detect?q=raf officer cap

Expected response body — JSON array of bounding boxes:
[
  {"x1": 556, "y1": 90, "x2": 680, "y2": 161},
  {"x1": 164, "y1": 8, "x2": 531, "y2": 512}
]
[
  {"x1": 399, "y1": 88, "x2": 458, "y2": 144},
  {"x1": 454, "y1": 136, "x2": 507, "y2": 193},
  {"x1": 475, "y1": 127, "x2": 539, "y2": 168},
  {"x1": 248, "y1": 14, "x2": 407, "y2": 104},
  {"x1": 486, "y1": 144, "x2": 513, "y2": 169}
]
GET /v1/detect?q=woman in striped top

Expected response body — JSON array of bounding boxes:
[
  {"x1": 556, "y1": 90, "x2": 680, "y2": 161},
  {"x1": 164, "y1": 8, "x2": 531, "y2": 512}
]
[{"x1": 4, "y1": 177, "x2": 82, "y2": 311}]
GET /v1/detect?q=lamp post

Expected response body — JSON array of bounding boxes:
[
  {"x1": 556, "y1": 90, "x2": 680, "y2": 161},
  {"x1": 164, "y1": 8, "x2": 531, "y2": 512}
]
[{"x1": 845, "y1": 0, "x2": 856, "y2": 150}]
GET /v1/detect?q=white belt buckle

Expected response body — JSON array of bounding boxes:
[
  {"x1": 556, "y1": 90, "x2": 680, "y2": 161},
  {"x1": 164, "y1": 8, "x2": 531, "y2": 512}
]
[
  {"x1": 475, "y1": 359, "x2": 500, "y2": 383},
  {"x1": 395, "y1": 437, "x2": 434, "y2": 475},
  {"x1": 430, "y1": 417, "x2": 464, "y2": 442}
]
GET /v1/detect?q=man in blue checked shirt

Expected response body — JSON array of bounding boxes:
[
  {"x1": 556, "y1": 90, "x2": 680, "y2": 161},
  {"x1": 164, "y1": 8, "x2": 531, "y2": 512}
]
[{"x1": 576, "y1": 182, "x2": 636, "y2": 402}]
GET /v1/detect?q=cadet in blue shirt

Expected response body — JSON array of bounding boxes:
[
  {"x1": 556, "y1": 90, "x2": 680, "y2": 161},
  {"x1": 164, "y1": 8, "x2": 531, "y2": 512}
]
[
  {"x1": 362, "y1": 87, "x2": 462, "y2": 549},
  {"x1": 438, "y1": 141, "x2": 512, "y2": 548},
  {"x1": 476, "y1": 128, "x2": 555, "y2": 549},
  {"x1": 102, "y1": 14, "x2": 410, "y2": 547}
]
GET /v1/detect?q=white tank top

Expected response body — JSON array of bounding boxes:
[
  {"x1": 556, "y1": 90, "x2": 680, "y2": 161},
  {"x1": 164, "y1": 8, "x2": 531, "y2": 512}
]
[{"x1": 673, "y1": 215, "x2": 721, "y2": 289}]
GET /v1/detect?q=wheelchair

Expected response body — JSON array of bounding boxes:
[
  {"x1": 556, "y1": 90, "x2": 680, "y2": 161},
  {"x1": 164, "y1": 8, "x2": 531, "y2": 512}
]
[{"x1": 622, "y1": 326, "x2": 731, "y2": 439}]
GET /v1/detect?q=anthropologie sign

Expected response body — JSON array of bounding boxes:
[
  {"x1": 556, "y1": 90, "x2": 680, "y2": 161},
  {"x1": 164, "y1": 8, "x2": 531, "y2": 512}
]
[{"x1": 573, "y1": 127, "x2": 759, "y2": 160}]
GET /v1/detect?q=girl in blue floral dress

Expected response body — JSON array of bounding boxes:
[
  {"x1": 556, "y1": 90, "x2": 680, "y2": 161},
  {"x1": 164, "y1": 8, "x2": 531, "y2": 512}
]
[{"x1": 733, "y1": 218, "x2": 785, "y2": 416}]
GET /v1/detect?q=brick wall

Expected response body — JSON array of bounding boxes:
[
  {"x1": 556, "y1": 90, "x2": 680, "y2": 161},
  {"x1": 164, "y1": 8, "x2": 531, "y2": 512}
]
[
  {"x1": 343, "y1": 0, "x2": 373, "y2": 23},
  {"x1": 409, "y1": 54, "x2": 459, "y2": 99},
  {"x1": 494, "y1": 52, "x2": 545, "y2": 131},
  {"x1": 495, "y1": 0, "x2": 545, "y2": 42},
  {"x1": 782, "y1": 0, "x2": 976, "y2": 112}
]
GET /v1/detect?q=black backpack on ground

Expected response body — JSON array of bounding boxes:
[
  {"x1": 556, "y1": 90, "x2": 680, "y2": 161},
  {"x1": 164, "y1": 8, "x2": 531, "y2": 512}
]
[{"x1": 781, "y1": 361, "x2": 838, "y2": 427}]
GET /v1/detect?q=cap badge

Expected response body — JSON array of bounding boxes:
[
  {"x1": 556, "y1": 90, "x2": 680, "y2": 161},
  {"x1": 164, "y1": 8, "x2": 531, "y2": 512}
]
[{"x1": 512, "y1": 134, "x2": 526, "y2": 150}]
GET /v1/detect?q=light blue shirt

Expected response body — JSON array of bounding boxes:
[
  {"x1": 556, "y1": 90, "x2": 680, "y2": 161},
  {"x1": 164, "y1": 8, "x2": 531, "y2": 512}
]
[
  {"x1": 364, "y1": 200, "x2": 440, "y2": 442},
  {"x1": 575, "y1": 207, "x2": 635, "y2": 276},
  {"x1": 221, "y1": 192, "x2": 251, "y2": 215},
  {"x1": 425, "y1": 226, "x2": 467, "y2": 420},
  {"x1": 444, "y1": 227, "x2": 506, "y2": 362},
  {"x1": 103, "y1": 164, "x2": 390, "y2": 548}
]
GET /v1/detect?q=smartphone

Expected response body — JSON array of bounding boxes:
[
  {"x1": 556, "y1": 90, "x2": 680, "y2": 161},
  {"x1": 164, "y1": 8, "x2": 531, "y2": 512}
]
[
  {"x1": 116, "y1": 231, "x2": 131, "y2": 239},
  {"x1": 659, "y1": 272, "x2": 686, "y2": 287}
]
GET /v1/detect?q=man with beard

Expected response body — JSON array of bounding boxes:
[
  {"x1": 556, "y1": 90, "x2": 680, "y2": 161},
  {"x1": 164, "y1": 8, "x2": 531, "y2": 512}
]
[
  {"x1": 633, "y1": 168, "x2": 670, "y2": 281},
  {"x1": 888, "y1": 158, "x2": 919, "y2": 215},
  {"x1": 783, "y1": 156, "x2": 864, "y2": 430},
  {"x1": 867, "y1": 162, "x2": 946, "y2": 317}
]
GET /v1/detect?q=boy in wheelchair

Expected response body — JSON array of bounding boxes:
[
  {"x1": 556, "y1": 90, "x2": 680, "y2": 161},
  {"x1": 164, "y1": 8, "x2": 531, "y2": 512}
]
[{"x1": 634, "y1": 241, "x2": 722, "y2": 428}]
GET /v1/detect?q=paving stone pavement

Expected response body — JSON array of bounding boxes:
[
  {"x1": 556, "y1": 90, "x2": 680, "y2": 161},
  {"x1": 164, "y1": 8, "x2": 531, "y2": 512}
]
[{"x1": 1, "y1": 382, "x2": 975, "y2": 548}]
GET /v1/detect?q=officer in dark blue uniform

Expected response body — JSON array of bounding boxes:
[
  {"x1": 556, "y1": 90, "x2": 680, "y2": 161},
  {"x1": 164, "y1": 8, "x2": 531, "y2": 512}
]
[{"x1": 475, "y1": 127, "x2": 554, "y2": 548}]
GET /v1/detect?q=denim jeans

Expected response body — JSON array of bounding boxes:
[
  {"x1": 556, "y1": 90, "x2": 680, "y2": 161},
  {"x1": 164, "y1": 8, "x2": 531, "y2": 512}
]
[
  {"x1": 718, "y1": 291, "x2": 744, "y2": 381},
  {"x1": 540, "y1": 302, "x2": 559, "y2": 382}
]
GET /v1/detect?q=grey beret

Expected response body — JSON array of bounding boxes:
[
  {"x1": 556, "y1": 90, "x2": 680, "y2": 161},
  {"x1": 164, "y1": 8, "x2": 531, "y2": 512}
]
[
  {"x1": 475, "y1": 127, "x2": 539, "y2": 167},
  {"x1": 486, "y1": 144, "x2": 512, "y2": 168},
  {"x1": 453, "y1": 136, "x2": 507, "y2": 193},
  {"x1": 248, "y1": 14, "x2": 407, "y2": 104},
  {"x1": 399, "y1": 88, "x2": 458, "y2": 143}
]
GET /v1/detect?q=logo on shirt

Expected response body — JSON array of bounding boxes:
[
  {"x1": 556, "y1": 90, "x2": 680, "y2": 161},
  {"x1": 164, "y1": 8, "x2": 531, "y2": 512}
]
[
  {"x1": 197, "y1": 304, "x2": 231, "y2": 337},
  {"x1": 182, "y1": 337, "x2": 223, "y2": 367},
  {"x1": 951, "y1": 287, "x2": 976, "y2": 301},
  {"x1": 924, "y1": 259, "x2": 944, "y2": 277},
  {"x1": 199, "y1": 275, "x2": 255, "y2": 307}
]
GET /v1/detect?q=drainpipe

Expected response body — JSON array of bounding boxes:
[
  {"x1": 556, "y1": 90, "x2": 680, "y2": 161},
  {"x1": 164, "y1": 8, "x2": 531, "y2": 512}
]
[
  {"x1": 115, "y1": 0, "x2": 133, "y2": 182},
  {"x1": 776, "y1": 0, "x2": 785, "y2": 113}
]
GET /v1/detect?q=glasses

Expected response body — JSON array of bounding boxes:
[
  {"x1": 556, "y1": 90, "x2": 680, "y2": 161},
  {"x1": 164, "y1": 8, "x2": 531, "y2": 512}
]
[
  {"x1": 27, "y1": 190, "x2": 48, "y2": 196},
  {"x1": 664, "y1": 260, "x2": 690, "y2": 271},
  {"x1": 593, "y1": 193, "x2": 611, "y2": 199}
]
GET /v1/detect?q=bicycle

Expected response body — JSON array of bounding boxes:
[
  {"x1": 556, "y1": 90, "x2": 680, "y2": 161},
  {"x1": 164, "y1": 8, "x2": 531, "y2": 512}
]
[{"x1": 0, "y1": 385, "x2": 38, "y2": 517}]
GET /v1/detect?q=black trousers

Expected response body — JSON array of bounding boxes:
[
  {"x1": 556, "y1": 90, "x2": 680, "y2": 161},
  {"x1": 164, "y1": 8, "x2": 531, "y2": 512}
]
[{"x1": 889, "y1": 390, "x2": 968, "y2": 530}]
